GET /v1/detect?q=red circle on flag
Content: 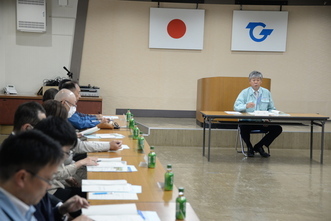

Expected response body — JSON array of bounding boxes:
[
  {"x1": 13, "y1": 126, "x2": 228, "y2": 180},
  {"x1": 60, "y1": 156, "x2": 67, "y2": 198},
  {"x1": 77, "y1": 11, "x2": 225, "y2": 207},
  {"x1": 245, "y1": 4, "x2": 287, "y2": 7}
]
[{"x1": 167, "y1": 19, "x2": 186, "y2": 39}]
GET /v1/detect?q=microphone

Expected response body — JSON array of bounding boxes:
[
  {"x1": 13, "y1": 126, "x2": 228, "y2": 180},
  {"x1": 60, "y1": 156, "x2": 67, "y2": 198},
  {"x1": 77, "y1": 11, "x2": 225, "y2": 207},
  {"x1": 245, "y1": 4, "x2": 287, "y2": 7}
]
[{"x1": 63, "y1": 66, "x2": 73, "y2": 79}]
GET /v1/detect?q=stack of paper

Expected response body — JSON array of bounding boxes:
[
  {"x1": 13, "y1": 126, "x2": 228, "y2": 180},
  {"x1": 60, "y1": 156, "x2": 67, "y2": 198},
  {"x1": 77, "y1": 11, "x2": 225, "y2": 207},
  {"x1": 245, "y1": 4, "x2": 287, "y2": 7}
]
[
  {"x1": 248, "y1": 110, "x2": 290, "y2": 116},
  {"x1": 104, "y1": 115, "x2": 120, "y2": 120},
  {"x1": 82, "y1": 179, "x2": 141, "y2": 200},
  {"x1": 87, "y1": 157, "x2": 137, "y2": 172},
  {"x1": 82, "y1": 203, "x2": 144, "y2": 221},
  {"x1": 80, "y1": 126, "x2": 100, "y2": 135},
  {"x1": 84, "y1": 133, "x2": 125, "y2": 139},
  {"x1": 82, "y1": 203, "x2": 161, "y2": 221}
]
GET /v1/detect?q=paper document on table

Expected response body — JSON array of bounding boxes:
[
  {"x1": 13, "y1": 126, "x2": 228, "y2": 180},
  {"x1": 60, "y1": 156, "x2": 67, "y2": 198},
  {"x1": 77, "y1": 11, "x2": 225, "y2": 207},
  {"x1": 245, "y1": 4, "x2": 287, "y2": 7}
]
[
  {"x1": 82, "y1": 203, "x2": 144, "y2": 221},
  {"x1": 82, "y1": 179, "x2": 127, "y2": 185},
  {"x1": 248, "y1": 110, "x2": 290, "y2": 116},
  {"x1": 88, "y1": 192, "x2": 138, "y2": 200},
  {"x1": 83, "y1": 184, "x2": 132, "y2": 192},
  {"x1": 96, "y1": 157, "x2": 122, "y2": 162},
  {"x1": 80, "y1": 126, "x2": 100, "y2": 135},
  {"x1": 225, "y1": 111, "x2": 242, "y2": 115},
  {"x1": 87, "y1": 160, "x2": 126, "y2": 172},
  {"x1": 84, "y1": 133, "x2": 125, "y2": 139},
  {"x1": 141, "y1": 211, "x2": 161, "y2": 221},
  {"x1": 109, "y1": 144, "x2": 130, "y2": 152},
  {"x1": 82, "y1": 179, "x2": 140, "y2": 192},
  {"x1": 269, "y1": 110, "x2": 290, "y2": 116},
  {"x1": 87, "y1": 164, "x2": 137, "y2": 172},
  {"x1": 104, "y1": 115, "x2": 119, "y2": 120},
  {"x1": 249, "y1": 111, "x2": 269, "y2": 116}
]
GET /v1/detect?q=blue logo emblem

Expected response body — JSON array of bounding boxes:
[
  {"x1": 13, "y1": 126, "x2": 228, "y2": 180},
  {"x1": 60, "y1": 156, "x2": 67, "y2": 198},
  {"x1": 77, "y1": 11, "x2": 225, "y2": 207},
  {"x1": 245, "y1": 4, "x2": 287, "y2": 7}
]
[{"x1": 246, "y1": 22, "x2": 274, "y2": 42}]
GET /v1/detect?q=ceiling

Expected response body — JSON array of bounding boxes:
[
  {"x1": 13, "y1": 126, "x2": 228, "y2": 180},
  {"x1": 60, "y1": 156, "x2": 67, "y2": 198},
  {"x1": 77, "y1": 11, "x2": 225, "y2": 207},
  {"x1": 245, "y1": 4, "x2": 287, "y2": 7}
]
[{"x1": 127, "y1": 0, "x2": 330, "y2": 5}]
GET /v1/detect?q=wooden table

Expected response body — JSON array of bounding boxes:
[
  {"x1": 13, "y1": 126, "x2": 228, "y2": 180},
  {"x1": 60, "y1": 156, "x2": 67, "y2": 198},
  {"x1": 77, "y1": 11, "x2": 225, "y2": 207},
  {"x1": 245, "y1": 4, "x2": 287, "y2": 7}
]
[
  {"x1": 201, "y1": 111, "x2": 329, "y2": 163},
  {"x1": 86, "y1": 116, "x2": 200, "y2": 220}
]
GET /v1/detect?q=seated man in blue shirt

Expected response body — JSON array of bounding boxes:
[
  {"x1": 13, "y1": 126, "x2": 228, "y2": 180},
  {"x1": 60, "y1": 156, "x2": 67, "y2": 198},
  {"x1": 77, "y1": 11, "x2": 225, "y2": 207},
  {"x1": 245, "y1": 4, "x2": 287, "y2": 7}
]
[
  {"x1": 54, "y1": 89, "x2": 110, "y2": 129},
  {"x1": 59, "y1": 80, "x2": 109, "y2": 130},
  {"x1": 234, "y1": 71, "x2": 282, "y2": 158}
]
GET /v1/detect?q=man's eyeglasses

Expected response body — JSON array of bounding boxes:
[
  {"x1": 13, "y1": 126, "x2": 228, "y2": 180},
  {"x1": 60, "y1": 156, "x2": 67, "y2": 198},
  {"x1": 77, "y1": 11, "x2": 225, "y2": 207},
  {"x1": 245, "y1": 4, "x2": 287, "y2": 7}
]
[
  {"x1": 65, "y1": 100, "x2": 77, "y2": 107},
  {"x1": 26, "y1": 170, "x2": 53, "y2": 186}
]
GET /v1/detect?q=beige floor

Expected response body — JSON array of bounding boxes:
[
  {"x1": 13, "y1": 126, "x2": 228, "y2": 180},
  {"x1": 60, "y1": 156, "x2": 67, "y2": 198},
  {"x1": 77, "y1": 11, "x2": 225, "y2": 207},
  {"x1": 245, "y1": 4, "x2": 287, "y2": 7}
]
[
  {"x1": 156, "y1": 146, "x2": 331, "y2": 221},
  {"x1": 135, "y1": 117, "x2": 331, "y2": 221}
]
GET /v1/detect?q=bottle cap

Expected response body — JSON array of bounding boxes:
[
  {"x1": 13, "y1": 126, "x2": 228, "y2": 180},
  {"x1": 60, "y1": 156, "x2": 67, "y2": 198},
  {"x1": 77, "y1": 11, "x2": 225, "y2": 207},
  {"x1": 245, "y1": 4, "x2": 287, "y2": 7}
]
[
  {"x1": 178, "y1": 187, "x2": 184, "y2": 193},
  {"x1": 150, "y1": 146, "x2": 155, "y2": 150},
  {"x1": 167, "y1": 164, "x2": 172, "y2": 169}
]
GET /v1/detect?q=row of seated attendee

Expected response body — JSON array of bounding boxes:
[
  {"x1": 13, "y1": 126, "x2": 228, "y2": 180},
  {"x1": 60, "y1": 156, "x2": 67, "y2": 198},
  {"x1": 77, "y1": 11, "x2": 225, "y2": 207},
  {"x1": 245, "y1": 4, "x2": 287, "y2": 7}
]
[
  {"x1": 43, "y1": 80, "x2": 110, "y2": 130},
  {"x1": 60, "y1": 80, "x2": 106, "y2": 129},
  {"x1": 0, "y1": 88, "x2": 123, "y2": 220}
]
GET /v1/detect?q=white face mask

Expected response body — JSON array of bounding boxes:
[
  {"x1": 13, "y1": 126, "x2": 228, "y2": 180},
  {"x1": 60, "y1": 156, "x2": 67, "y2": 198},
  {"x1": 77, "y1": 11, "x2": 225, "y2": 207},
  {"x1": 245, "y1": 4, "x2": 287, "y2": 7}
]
[{"x1": 68, "y1": 106, "x2": 76, "y2": 118}]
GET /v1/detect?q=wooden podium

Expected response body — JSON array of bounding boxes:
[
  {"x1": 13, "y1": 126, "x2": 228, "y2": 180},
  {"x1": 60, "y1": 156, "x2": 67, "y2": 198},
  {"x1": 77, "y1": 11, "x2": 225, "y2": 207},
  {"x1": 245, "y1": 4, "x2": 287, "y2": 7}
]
[{"x1": 196, "y1": 76, "x2": 271, "y2": 126}]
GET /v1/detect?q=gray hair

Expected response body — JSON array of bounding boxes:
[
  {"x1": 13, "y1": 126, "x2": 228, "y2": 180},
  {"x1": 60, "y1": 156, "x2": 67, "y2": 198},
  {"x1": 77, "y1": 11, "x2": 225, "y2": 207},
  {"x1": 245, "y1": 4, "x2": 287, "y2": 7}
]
[{"x1": 249, "y1": 71, "x2": 263, "y2": 79}]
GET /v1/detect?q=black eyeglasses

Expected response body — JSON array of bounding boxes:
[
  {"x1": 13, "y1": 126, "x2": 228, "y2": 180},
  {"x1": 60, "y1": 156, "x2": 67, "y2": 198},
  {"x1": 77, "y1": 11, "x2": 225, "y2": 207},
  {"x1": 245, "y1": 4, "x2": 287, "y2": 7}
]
[{"x1": 26, "y1": 170, "x2": 53, "y2": 186}]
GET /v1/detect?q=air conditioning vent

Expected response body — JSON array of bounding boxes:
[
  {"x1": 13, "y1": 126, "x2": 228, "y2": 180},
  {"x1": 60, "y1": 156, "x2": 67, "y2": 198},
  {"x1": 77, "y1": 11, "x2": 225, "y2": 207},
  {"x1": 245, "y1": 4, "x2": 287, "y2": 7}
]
[{"x1": 16, "y1": 0, "x2": 46, "y2": 32}]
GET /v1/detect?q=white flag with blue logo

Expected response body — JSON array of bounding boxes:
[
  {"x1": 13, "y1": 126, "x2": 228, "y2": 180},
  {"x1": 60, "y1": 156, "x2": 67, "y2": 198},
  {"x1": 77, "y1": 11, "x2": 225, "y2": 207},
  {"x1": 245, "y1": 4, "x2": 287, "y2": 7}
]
[{"x1": 231, "y1": 10, "x2": 288, "y2": 52}]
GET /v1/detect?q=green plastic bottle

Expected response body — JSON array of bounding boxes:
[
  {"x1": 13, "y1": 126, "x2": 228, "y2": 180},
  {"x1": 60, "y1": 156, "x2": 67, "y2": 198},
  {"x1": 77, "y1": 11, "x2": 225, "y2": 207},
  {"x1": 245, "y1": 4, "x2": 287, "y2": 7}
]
[
  {"x1": 129, "y1": 115, "x2": 135, "y2": 130},
  {"x1": 164, "y1": 164, "x2": 174, "y2": 191},
  {"x1": 126, "y1": 109, "x2": 132, "y2": 122},
  {"x1": 148, "y1": 146, "x2": 156, "y2": 168},
  {"x1": 133, "y1": 124, "x2": 140, "y2": 140},
  {"x1": 176, "y1": 187, "x2": 186, "y2": 220},
  {"x1": 137, "y1": 132, "x2": 144, "y2": 152}
]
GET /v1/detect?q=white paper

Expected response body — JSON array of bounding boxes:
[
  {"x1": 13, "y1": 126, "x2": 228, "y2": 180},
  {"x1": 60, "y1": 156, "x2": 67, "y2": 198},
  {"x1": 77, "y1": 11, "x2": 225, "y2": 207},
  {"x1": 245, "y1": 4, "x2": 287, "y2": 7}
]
[
  {"x1": 141, "y1": 211, "x2": 161, "y2": 221},
  {"x1": 109, "y1": 144, "x2": 130, "y2": 152},
  {"x1": 87, "y1": 165, "x2": 137, "y2": 172},
  {"x1": 249, "y1": 111, "x2": 269, "y2": 116},
  {"x1": 83, "y1": 184, "x2": 133, "y2": 192},
  {"x1": 82, "y1": 204, "x2": 144, "y2": 221},
  {"x1": 104, "y1": 116, "x2": 120, "y2": 119},
  {"x1": 84, "y1": 133, "x2": 125, "y2": 139},
  {"x1": 82, "y1": 179, "x2": 127, "y2": 185},
  {"x1": 96, "y1": 157, "x2": 122, "y2": 162},
  {"x1": 225, "y1": 111, "x2": 242, "y2": 115},
  {"x1": 269, "y1": 110, "x2": 290, "y2": 116},
  {"x1": 80, "y1": 126, "x2": 100, "y2": 135},
  {"x1": 248, "y1": 110, "x2": 290, "y2": 116},
  {"x1": 86, "y1": 215, "x2": 143, "y2": 221},
  {"x1": 88, "y1": 192, "x2": 138, "y2": 200}
]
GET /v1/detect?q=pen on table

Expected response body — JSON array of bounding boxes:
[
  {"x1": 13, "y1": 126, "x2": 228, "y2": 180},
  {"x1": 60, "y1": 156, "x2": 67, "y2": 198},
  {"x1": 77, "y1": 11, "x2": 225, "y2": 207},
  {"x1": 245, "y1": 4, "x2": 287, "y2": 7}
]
[
  {"x1": 137, "y1": 210, "x2": 146, "y2": 220},
  {"x1": 92, "y1": 192, "x2": 108, "y2": 195}
]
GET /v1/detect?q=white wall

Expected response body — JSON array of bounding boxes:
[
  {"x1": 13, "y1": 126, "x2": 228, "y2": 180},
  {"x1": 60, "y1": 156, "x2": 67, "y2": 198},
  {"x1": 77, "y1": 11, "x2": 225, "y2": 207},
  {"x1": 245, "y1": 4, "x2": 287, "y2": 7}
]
[
  {"x1": 0, "y1": 0, "x2": 77, "y2": 94},
  {"x1": 1, "y1": 0, "x2": 331, "y2": 117},
  {"x1": 80, "y1": 1, "x2": 331, "y2": 116},
  {"x1": 0, "y1": 0, "x2": 6, "y2": 87}
]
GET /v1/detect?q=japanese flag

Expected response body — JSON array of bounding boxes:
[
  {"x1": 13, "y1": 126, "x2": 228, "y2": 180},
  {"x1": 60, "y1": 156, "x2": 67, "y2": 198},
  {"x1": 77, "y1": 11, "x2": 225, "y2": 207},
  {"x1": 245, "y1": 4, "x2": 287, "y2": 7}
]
[{"x1": 149, "y1": 8, "x2": 205, "y2": 50}]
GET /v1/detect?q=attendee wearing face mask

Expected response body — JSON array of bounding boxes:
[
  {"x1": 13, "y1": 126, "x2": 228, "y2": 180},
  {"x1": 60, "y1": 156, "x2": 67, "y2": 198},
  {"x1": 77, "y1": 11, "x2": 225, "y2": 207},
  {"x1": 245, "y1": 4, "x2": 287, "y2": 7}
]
[
  {"x1": 43, "y1": 98, "x2": 122, "y2": 153},
  {"x1": 54, "y1": 89, "x2": 109, "y2": 130},
  {"x1": 59, "y1": 80, "x2": 104, "y2": 121}
]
